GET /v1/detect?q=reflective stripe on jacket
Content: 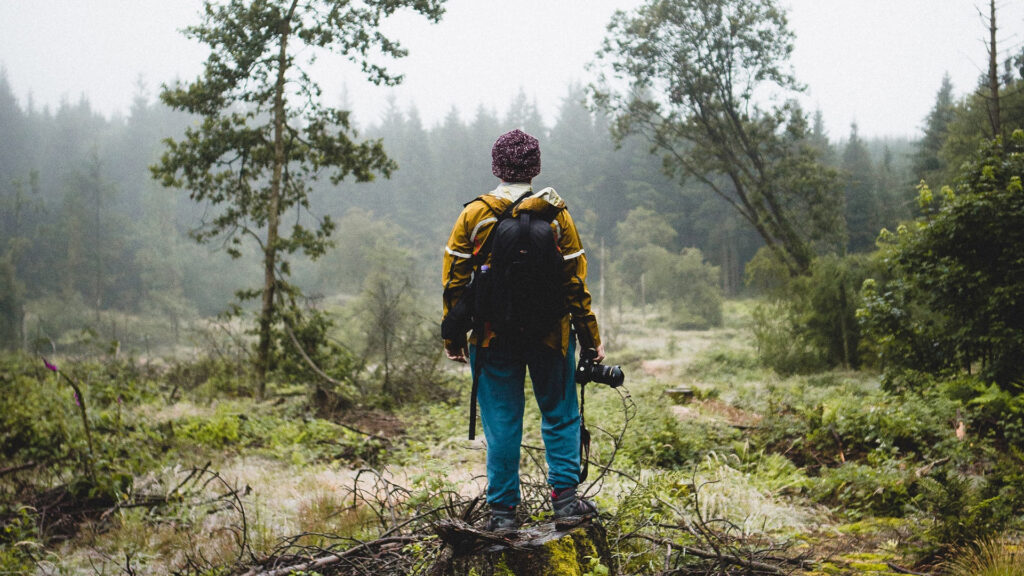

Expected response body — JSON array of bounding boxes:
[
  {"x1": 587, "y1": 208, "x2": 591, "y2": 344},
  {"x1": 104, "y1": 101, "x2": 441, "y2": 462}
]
[{"x1": 442, "y1": 183, "x2": 601, "y2": 356}]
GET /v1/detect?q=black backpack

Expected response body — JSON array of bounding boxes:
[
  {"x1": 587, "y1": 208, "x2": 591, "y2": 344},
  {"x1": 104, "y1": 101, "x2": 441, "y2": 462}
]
[{"x1": 474, "y1": 195, "x2": 566, "y2": 347}]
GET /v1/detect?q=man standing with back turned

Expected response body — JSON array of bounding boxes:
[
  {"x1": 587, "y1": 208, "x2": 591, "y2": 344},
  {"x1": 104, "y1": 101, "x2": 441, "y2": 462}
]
[{"x1": 441, "y1": 129, "x2": 605, "y2": 531}]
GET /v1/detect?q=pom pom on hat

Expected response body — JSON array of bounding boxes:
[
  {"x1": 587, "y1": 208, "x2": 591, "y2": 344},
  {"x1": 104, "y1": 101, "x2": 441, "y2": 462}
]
[{"x1": 491, "y1": 129, "x2": 541, "y2": 183}]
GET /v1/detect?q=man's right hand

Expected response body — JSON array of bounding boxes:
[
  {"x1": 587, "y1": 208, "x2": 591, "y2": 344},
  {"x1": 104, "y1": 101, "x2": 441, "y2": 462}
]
[{"x1": 444, "y1": 340, "x2": 468, "y2": 363}]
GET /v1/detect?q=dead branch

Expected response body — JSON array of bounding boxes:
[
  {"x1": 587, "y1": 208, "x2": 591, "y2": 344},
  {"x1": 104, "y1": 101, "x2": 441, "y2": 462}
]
[
  {"x1": 239, "y1": 535, "x2": 420, "y2": 576},
  {"x1": 0, "y1": 461, "x2": 39, "y2": 477},
  {"x1": 887, "y1": 562, "x2": 934, "y2": 576},
  {"x1": 627, "y1": 533, "x2": 797, "y2": 575},
  {"x1": 432, "y1": 519, "x2": 528, "y2": 554}
]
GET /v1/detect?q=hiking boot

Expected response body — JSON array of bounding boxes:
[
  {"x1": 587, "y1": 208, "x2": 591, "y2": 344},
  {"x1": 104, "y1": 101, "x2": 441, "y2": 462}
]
[
  {"x1": 486, "y1": 504, "x2": 518, "y2": 532},
  {"x1": 552, "y1": 487, "x2": 598, "y2": 518}
]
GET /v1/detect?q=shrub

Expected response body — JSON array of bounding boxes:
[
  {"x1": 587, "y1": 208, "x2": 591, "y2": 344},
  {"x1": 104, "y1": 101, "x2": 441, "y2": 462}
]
[
  {"x1": 165, "y1": 355, "x2": 254, "y2": 400},
  {"x1": 811, "y1": 460, "x2": 912, "y2": 519},
  {"x1": 858, "y1": 131, "x2": 1024, "y2": 387},
  {"x1": 748, "y1": 251, "x2": 870, "y2": 374},
  {"x1": 910, "y1": 471, "x2": 1016, "y2": 554},
  {"x1": 0, "y1": 506, "x2": 40, "y2": 574}
]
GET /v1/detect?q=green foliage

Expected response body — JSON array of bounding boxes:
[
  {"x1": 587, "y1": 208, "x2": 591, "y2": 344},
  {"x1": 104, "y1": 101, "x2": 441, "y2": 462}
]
[
  {"x1": 617, "y1": 385, "x2": 739, "y2": 469},
  {"x1": 753, "y1": 375, "x2": 960, "y2": 470},
  {"x1": 151, "y1": 0, "x2": 446, "y2": 388},
  {"x1": 0, "y1": 506, "x2": 40, "y2": 574},
  {"x1": 913, "y1": 74, "x2": 957, "y2": 186},
  {"x1": 272, "y1": 306, "x2": 363, "y2": 408},
  {"x1": 910, "y1": 471, "x2": 1016, "y2": 554},
  {"x1": 592, "y1": 0, "x2": 843, "y2": 275},
  {"x1": 842, "y1": 123, "x2": 881, "y2": 252},
  {"x1": 667, "y1": 248, "x2": 723, "y2": 329},
  {"x1": 172, "y1": 403, "x2": 384, "y2": 465},
  {"x1": 165, "y1": 355, "x2": 255, "y2": 400},
  {"x1": 812, "y1": 460, "x2": 912, "y2": 519},
  {"x1": 0, "y1": 251, "x2": 24, "y2": 351},
  {"x1": 859, "y1": 131, "x2": 1024, "y2": 387},
  {"x1": 613, "y1": 207, "x2": 723, "y2": 329},
  {"x1": 951, "y1": 379, "x2": 1024, "y2": 448},
  {"x1": 312, "y1": 208, "x2": 401, "y2": 295},
  {"x1": 939, "y1": 73, "x2": 1024, "y2": 184},
  {"x1": 349, "y1": 261, "x2": 450, "y2": 406},
  {"x1": 0, "y1": 358, "x2": 73, "y2": 466},
  {"x1": 751, "y1": 301, "x2": 825, "y2": 375},
  {"x1": 749, "y1": 251, "x2": 870, "y2": 374},
  {"x1": 683, "y1": 347, "x2": 763, "y2": 385}
]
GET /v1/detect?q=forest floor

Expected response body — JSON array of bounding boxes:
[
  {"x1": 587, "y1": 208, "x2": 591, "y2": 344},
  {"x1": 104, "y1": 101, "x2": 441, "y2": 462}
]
[{"x1": 4, "y1": 300, "x2": 1017, "y2": 575}]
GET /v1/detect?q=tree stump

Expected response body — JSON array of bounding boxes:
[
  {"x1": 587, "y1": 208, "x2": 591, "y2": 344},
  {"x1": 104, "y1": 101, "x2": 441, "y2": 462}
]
[
  {"x1": 665, "y1": 387, "x2": 694, "y2": 404},
  {"x1": 431, "y1": 517, "x2": 616, "y2": 576}
]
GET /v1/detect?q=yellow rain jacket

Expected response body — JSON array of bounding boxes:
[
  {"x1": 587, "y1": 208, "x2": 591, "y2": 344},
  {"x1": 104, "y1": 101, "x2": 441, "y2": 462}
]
[{"x1": 442, "y1": 183, "x2": 601, "y2": 356}]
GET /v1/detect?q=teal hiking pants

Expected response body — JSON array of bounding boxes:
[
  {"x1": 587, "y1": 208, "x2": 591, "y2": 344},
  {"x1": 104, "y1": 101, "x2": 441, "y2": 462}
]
[{"x1": 470, "y1": 338, "x2": 579, "y2": 508}]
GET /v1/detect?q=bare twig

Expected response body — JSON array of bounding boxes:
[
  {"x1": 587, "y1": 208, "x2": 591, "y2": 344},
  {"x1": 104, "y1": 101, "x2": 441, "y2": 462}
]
[{"x1": 887, "y1": 562, "x2": 934, "y2": 576}]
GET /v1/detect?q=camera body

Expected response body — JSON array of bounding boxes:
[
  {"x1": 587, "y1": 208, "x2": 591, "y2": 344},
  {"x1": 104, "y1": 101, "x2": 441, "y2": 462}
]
[{"x1": 575, "y1": 348, "x2": 625, "y2": 387}]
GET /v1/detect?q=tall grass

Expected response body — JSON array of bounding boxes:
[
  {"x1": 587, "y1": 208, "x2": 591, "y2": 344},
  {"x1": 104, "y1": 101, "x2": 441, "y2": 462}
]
[{"x1": 944, "y1": 539, "x2": 1024, "y2": 576}]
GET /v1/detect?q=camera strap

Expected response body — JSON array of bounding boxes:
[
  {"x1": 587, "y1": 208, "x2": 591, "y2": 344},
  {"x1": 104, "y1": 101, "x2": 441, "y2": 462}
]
[
  {"x1": 579, "y1": 382, "x2": 591, "y2": 483},
  {"x1": 468, "y1": 345, "x2": 485, "y2": 440}
]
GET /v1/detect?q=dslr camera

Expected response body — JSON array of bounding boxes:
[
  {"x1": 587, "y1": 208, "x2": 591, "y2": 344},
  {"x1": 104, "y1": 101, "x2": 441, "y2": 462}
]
[{"x1": 575, "y1": 347, "x2": 625, "y2": 388}]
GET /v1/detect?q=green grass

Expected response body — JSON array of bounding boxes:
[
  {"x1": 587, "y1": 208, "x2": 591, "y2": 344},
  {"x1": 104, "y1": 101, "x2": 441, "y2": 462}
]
[{"x1": 4, "y1": 299, "x2": 1023, "y2": 574}]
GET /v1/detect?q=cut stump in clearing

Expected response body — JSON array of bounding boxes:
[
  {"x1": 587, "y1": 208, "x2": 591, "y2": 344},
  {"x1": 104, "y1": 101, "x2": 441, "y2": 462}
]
[
  {"x1": 431, "y1": 517, "x2": 615, "y2": 576},
  {"x1": 665, "y1": 386, "x2": 695, "y2": 404}
]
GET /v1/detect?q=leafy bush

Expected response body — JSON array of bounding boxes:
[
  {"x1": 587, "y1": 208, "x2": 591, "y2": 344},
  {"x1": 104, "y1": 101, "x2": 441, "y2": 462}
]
[
  {"x1": 667, "y1": 248, "x2": 723, "y2": 329},
  {"x1": 909, "y1": 471, "x2": 1017, "y2": 554},
  {"x1": 618, "y1": 385, "x2": 739, "y2": 469},
  {"x1": 172, "y1": 404, "x2": 384, "y2": 465},
  {"x1": 0, "y1": 506, "x2": 40, "y2": 574},
  {"x1": 753, "y1": 376, "x2": 960, "y2": 471},
  {"x1": 859, "y1": 130, "x2": 1024, "y2": 387},
  {"x1": 751, "y1": 301, "x2": 825, "y2": 375},
  {"x1": 0, "y1": 357, "x2": 74, "y2": 466},
  {"x1": 165, "y1": 355, "x2": 254, "y2": 400},
  {"x1": 811, "y1": 460, "x2": 912, "y2": 519},
  {"x1": 612, "y1": 208, "x2": 723, "y2": 329},
  {"x1": 748, "y1": 251, "x2": 870, "y2": 374}
]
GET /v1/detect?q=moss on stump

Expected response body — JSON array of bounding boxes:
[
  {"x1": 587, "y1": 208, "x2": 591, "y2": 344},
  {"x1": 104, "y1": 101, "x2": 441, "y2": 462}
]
[{"x1": 432, "y1": 517, "x2": 615, "y2": 576}]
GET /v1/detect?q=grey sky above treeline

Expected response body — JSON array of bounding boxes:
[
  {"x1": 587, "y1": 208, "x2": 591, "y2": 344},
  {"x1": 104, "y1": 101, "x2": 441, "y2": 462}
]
[{"x1": 1, "y1": 0, "x2": 1021, "y2": 139}]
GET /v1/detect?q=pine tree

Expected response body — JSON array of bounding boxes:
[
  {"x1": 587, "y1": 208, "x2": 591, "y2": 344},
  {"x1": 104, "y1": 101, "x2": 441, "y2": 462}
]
[
  {"x1": 913, "y1": 73, "x2": 956, "y2": 185},
  {"x1": 841, "y1": 123, "x2": 879, "y2": 253},
  {"x1": 151, "y1": 0, "x2": 445, "y2": 396}
]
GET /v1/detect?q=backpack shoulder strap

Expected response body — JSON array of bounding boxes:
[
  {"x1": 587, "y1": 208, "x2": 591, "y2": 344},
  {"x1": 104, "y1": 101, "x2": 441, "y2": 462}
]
[{"x1": 471, "y1": 193, "x2": 532, "y2": 264}]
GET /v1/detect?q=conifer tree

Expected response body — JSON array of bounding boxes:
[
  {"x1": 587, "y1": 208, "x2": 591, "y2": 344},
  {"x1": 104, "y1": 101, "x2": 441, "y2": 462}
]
[
  {"x1": 841, "y1": 123, "x2": 879, "y2": 253},
  {"x1": 913, "y1": 74, "x2": 956, "y2": 184},
  {"x1": 152, "y1": 0, "x2": 445, "y2": 397}
]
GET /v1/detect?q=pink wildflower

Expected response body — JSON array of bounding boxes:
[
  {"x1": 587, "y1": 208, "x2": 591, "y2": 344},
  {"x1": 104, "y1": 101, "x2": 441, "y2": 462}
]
[{"x1": 43, "y1": 358, "x2": 58, "y2": 372}]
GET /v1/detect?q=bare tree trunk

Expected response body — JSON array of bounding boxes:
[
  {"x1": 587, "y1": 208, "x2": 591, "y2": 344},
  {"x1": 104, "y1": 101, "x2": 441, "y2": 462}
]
[
  {"x1": 599, "y1": 237, "x2": 605, "y2": 319},
  {"x1": 640, "y1": 272, "x2": 646, "y2": 327},
  {"x1": 987, "y1": 0, "x2": 1001, "y2": 137}
]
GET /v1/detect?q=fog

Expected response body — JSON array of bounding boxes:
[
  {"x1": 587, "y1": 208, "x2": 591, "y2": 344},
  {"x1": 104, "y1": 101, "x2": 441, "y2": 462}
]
[{"x1": 1, "y1": 0, "x2": 1021, "y2": 137}]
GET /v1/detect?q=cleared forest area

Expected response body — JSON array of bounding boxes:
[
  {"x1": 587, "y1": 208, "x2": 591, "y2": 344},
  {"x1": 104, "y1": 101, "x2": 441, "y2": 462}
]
[{"x1": 2, "y1": 301, "x2": 1020, "y2": 575}]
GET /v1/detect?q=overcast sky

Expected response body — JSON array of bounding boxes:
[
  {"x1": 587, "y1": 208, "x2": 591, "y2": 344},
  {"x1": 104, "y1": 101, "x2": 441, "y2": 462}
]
[{"x1": 1, "y1": 0, "x2": 1022, "y2": 140}]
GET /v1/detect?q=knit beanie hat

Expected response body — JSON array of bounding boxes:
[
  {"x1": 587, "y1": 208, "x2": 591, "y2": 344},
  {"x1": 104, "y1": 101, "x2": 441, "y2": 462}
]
[{"x1": 491, "y1": 129, "x2": 541, "y2": 183}]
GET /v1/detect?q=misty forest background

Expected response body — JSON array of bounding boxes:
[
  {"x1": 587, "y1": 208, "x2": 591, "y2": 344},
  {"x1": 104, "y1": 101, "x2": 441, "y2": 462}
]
[
  {"x1": 3, "y1": 0, "x2": 1024, "y2": 574},
  {"x1": 0, "y1": 77, "x2": 916, "y2": 350}
]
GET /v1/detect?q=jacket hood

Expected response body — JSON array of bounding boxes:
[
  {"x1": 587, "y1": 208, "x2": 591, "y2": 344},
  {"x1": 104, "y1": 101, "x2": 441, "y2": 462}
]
[{"x1": 516, "y1": 187, "x2": 566, "y2": 219}]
